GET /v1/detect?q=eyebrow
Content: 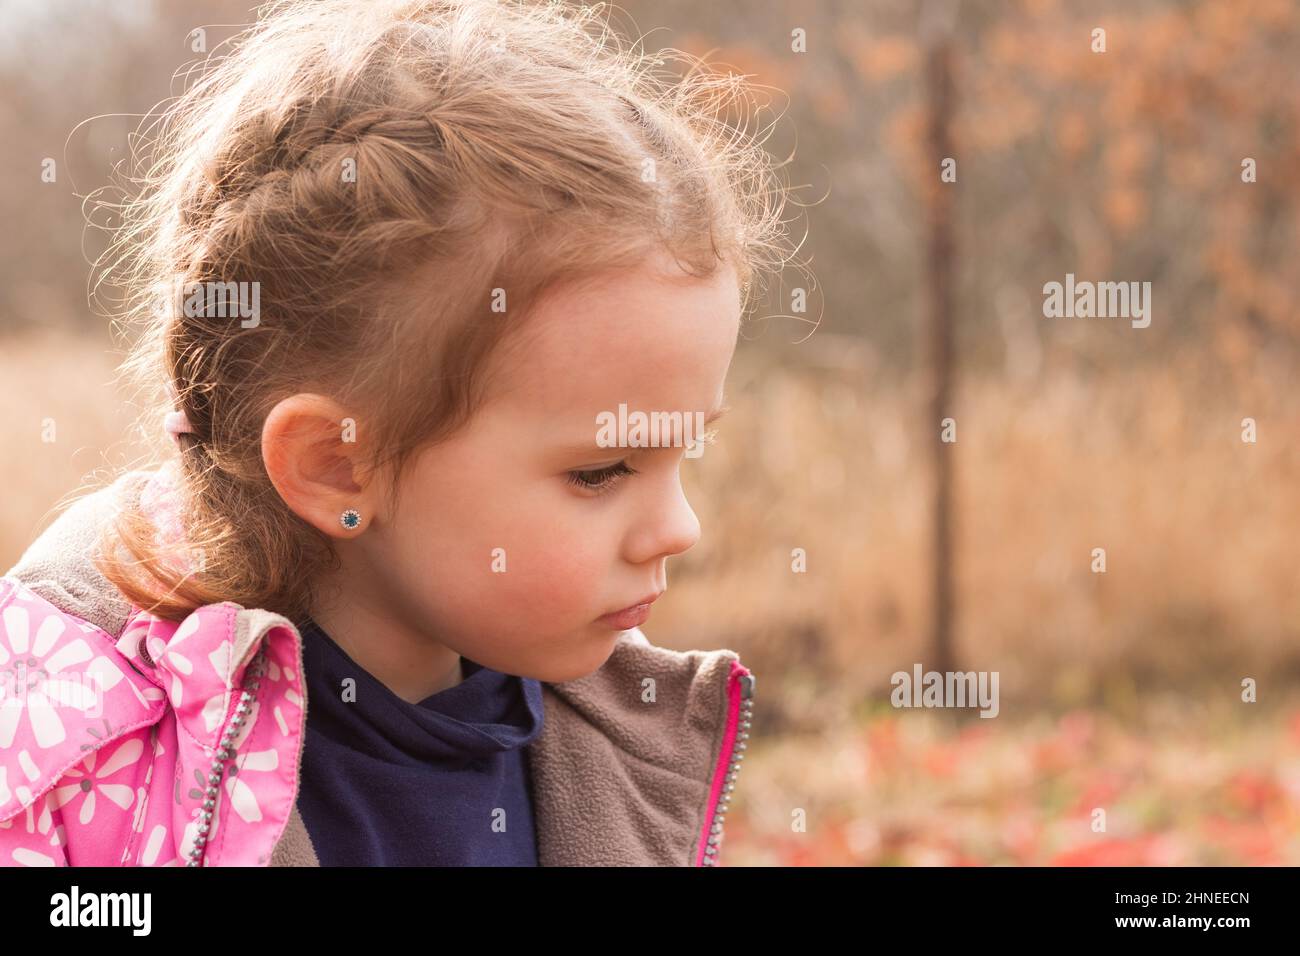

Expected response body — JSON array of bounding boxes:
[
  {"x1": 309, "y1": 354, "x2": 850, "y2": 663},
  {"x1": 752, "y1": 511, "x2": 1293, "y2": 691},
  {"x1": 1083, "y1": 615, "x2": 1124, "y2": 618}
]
[{"x1": 554, "y1": 400, "x2": 732, "y2": 460}]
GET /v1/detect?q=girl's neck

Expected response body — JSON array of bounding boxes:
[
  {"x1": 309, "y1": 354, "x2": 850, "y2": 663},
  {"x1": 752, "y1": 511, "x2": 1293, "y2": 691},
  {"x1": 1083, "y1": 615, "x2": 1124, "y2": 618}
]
[{"x1": 307, "y1": 583, "x2": 465, "y2": 704}]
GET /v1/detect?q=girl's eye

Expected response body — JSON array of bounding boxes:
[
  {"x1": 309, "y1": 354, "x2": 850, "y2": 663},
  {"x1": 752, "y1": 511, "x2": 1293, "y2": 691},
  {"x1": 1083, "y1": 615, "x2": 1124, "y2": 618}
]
[{"x1": 566, "y1": 460, "x2": 638, "y2": 493}]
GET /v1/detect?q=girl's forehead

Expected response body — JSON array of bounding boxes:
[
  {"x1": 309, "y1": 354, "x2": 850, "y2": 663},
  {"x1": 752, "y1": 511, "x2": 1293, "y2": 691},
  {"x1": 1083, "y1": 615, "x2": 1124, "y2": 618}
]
[
  {"x1": 500, "y1": 292, "x2": 737, "y2": 412},
  {"x1": 510, "y1": 264, "x2": 739, "y2": 367}
]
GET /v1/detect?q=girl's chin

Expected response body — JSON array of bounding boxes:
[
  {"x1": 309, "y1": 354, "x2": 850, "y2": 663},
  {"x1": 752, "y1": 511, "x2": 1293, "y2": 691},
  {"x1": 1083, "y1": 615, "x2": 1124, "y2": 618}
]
[{"x1": 530, "y1": 632, "x2": 622, "y2": 683}]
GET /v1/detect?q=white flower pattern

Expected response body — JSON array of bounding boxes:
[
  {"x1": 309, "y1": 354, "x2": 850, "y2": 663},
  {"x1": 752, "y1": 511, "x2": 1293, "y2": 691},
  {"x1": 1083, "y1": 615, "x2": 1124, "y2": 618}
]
[
  {"x1": 0, "y1": 579, "x2": 306, "y2": 868},
  {"x1": 0, "y1": 604, "x2": 101, "y2": 750},
  {"x1": 51, "y1": 737, "x2": 142, "y2": 824}
]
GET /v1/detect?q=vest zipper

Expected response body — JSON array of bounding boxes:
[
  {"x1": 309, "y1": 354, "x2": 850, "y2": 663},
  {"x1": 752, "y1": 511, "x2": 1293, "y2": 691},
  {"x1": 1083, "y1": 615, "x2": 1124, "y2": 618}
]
[{"x1": 697, "y1": 661, "x2": 754, "y2": 866}]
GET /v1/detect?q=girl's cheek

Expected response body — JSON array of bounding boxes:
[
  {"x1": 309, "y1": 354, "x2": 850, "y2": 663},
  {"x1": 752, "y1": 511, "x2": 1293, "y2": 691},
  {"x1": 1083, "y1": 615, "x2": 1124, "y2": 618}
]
[{"x1": 518, "y1": 546, "x2": 603, "y2": 604}]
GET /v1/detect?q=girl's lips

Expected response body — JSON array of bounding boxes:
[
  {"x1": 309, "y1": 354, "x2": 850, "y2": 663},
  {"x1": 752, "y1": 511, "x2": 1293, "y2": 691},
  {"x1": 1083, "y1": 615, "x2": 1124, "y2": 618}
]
[
  {"x1": 597, "y1": 593, "x2": 661, "y2": 630},
  {"x1": 597, "y1": 603, "x2": 653, "y2": 630}
]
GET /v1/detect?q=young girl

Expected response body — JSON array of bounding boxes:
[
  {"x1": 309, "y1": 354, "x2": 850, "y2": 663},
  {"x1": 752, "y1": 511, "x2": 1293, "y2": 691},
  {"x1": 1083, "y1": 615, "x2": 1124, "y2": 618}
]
[{"x1": 0, "y1": 0, "x2": 795, "y2": 866}]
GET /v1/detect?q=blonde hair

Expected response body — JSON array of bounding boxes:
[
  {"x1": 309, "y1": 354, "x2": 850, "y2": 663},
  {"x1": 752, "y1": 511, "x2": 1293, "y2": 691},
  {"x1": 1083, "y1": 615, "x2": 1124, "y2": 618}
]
[{"x1": 92, "y1": 0, "x2": 805, "y2": 624}]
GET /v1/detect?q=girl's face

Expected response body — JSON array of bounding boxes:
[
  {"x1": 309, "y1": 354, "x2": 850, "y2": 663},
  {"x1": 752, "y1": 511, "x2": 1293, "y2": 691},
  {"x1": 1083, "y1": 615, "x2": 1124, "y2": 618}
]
[{"x1": 357, "y1": 250, "x2": 741, "y2": 682}]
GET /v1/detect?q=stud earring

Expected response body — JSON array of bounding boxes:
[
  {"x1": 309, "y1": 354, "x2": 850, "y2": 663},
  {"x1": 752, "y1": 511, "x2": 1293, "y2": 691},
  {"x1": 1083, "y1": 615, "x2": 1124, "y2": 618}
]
[{"x1": 340, "y1": 508, "x2": 362, "y2": 531}]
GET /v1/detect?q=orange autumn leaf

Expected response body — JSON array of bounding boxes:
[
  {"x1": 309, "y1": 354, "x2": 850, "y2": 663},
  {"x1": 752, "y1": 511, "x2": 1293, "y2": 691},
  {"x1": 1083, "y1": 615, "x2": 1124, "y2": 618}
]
[
  {"x1": 1055, "y1": 111, "x2": 1090, "y2": 158},
  {"x1": 1071, "y1": 776, "x2": 1125, "y2": 816},
  {"x1": 1050, "y1": 835, "x2": 1166, "y2": 866},
  {"x1": 1103, "y1": 186, "x2": 1147, "y2": 233},
  {"x1": 1225, "y1": 770, "x2": 1284, "y2": 814},
  {"x1": 1202, "y1": 816, "x2": 1282, "y2": 865},
  {"x1": 922, "y1": 741, "x2": 960, "y2": 778},
  {"x1": 840, "y1": 31, "x2": 918, "y2": 85}
]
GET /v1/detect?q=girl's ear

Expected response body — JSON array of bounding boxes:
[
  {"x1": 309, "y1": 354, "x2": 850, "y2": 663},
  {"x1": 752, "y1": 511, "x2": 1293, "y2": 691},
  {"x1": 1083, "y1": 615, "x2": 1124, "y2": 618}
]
[{"x1": 262, "y1": 392, "x2": 381, "y2": 538}]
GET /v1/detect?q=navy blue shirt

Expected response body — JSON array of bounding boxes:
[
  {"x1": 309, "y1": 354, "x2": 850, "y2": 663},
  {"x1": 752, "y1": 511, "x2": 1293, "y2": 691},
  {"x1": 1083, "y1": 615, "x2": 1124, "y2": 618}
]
[{"x1": 293, "y1": 615, "x2": 545, "y2": 865}]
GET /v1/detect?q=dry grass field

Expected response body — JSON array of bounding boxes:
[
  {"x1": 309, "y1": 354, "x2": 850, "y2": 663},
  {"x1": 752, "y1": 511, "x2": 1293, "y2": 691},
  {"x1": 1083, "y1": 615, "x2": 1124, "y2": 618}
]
[{"x1": 5, "y1": 328, "x2": 1297, "y2": 864}]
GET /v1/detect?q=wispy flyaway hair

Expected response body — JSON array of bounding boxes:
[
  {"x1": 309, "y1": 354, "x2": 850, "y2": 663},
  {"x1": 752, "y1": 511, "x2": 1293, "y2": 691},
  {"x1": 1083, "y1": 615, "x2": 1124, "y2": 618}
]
[{"x1": 90, "y1": 0, "x2": 807, "y2": 623}]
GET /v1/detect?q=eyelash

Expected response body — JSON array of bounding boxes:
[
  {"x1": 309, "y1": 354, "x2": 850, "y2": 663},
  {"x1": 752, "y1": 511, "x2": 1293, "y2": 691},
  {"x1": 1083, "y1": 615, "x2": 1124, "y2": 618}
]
[
  {"x1": 564, "y1": 429, "x2": 721, "y2": 495},
  {"x1": 567, "y1": 461, "x2": 639, "y2": 493}
]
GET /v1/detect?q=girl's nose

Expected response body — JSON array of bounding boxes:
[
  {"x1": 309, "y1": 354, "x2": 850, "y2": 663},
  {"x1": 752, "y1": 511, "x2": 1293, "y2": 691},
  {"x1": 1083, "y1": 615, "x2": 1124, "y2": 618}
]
[{"x1": 627, "y1": 471, "x2": 701, "y2": 564}]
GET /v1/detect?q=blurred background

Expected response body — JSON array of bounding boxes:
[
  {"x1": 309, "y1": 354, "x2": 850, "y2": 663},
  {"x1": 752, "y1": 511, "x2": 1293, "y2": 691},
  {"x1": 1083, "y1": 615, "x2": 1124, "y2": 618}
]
[{"x1": 2, "y1": 0, "x2": 1298, "y2": 864}]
